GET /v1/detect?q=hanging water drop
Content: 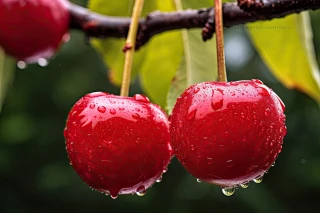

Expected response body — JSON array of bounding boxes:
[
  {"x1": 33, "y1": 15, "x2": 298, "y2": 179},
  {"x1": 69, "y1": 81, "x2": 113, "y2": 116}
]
[
  {"x1": 240, "y1": 182, "x2": 249, "y2": 188},
  {"x1": 156, "y1": 176, "x2": 162, "y2": 183},
  {"x1": 222, "y1": 186, "x2": 235, "y2": 196},
  {"x1": 197, "y1": 178, "x2": 202, "y2": 183},
  {"x1": 271, "y1": 162, "x2": 275, "y2": 167},
  {"x1": 136, "y1": 185, "x2": 146, "y2": 196},
  {"x1": 253, "y1": 175, "x2": 263, "y2": 183},
  {"x1": 17, "y1": 61, "x2": 27, "y2": 69},
  {"x1": 38, "y1": 58, "x2": 49, "y2": 67},
  {"x1": 62, "y1": 33, "x2": 71, "y2": 43}
]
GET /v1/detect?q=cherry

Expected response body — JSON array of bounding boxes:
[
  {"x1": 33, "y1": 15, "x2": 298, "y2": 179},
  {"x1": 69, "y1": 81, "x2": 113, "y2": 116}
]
[
  {"x1": 169, "y1": 80, "x2": 286, "y2": 194},
  {"x1": 0, "y1": 0, "x2": 70, "y2": 63},
  {"x1": 64, "y1": 92, "x2": 172, "y2": 199}
]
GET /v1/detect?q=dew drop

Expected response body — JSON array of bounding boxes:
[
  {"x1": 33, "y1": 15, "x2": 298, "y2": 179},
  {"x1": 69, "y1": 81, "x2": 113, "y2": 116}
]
[
  {"x1": 252, "y1": 79, "x2": 263, "y2": 84},
  {"x1": 197, "y1": 178, "x2": 202, "y2": 183},
  {"x1": 211, "y1": 99, "x2": 224, "y2": 110},
  {"x1": 186, "y1": 109, "x2": 197, "y2": 121},
  {"x1": 257, "y1": 86, "x2": 270, "y2": 96},
  {"x1": 216, "y1": 88, "x2": 224, "y2": 95},
  {"x1": 222, "y1": 186, "x2": 235, "y2": 196},
  {"x1": 264, "y1": 108, "x2": 271, "y2": 117},
  {"x1": 89, "y1": 104, "x2": 95, "y2": 109},
  {"x1": 156, "y1": 176, "x2": 162, "y2": 183},
  {"x1": 194, "y1": 87, "x2": 200, "y2": 93},
  {"x1": 244, "y1": 83, "x2": 249, "y2": 86},
  {"x1": 207, "y1": 157, "x2": 213, "y2": 165},
  {"x1": 110, "y1": 108, "x2": 116, "y2": 115},
  {"x1": 190, "y1": 144, "x2": 195, "y2": 151},
  {"x1": 133, "y1": 94, "x2": 150, "y2": 103},
  {"x1": 17, "y1": 61, "x2": 27, "y2": 69},
  {"x1": 110, "y1": 194, "x2": 118, "y2": 199},
  {"x1": 163, "y1": 168, "x2": 168, "y2": 173},
  {"x1": 253, "y1": 175, "x2": 263, "y2": 183},
  {"x1": 240, "y1": 182, "x2": 249, "y2": 188},
  {"x1": 38, "y1": 58, "x2": 49, "y2": 67},
  {"x1": 271, "y1": 162, "x2": 275, "y2": 167},
  {"x1": 119, "y1": 107, "x2": 125, "y2": 111},
  {"x1": 230, "y1": 81, "x2": 239, "y2": 86},
  {"x1": 97, "y1": 106, "x2": 106, "y2": 113},
  {"x1": 132, "y1": 113, "x2": 140, "y2": 119},
  {"x1": 136, "y1": 185, "x2": 146, "y2": 196}
]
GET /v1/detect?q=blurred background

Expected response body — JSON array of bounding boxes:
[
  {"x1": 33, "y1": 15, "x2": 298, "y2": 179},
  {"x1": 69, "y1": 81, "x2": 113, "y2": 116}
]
[{"x1": 1, "y1": 0, "x2": 320, "y2": 212}]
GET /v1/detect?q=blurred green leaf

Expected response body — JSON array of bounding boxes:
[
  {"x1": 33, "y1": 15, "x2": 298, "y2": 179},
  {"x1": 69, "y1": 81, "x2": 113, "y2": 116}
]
[
  {"x1": 0, "y1": 48, "x2": 15, "y2": 113},
  {"x1": 248, "y1": 12, "x2": 320, "y2": 103}
]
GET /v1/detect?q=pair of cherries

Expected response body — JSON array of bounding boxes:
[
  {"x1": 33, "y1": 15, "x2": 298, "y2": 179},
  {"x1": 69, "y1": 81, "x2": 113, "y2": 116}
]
[{"x1": 64, "y1": 80, "x2": 286, "y2": 198}]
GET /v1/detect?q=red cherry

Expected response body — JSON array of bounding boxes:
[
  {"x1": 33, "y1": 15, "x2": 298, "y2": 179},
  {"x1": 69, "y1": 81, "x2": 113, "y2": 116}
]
[
  {"x1": 64, "y1": 92, "x2": 172, "y2": 199},
  {"x1": 0, "y1": 0, "x2": 70, "y2": 63},
  {"x1": 169, "y1": 80, "x2": 286, "y2": 194}
]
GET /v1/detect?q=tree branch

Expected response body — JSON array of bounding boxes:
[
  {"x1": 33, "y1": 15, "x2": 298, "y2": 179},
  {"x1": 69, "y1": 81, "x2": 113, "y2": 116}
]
[{"x1": 69, "y1": 0, "x2": 320, "y2": 49}]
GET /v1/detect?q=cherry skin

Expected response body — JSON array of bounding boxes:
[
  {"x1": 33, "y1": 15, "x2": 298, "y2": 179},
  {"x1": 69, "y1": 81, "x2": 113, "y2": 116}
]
[
  {"x1": 0, "y1": 0, "x2": 70, "y2": 63},
  {"x1": 64, "y1": 92, "x2": 172, "y2": 198},
  {"x1": 170, "y1": 80, "x2": 286, "y2": 189}
]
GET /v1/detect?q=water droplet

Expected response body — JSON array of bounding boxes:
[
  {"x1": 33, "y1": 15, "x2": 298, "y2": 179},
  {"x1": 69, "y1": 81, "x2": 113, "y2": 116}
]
[
  {"x1": 133, "y1": 94, "x2": 150, "y2": 103},
  {"x1": 230, "y1": 82, "x2": 239, "y2": 86},
  {"x1": 222, "y1": 187, "x2": 235, "y2": 196},
  {"x1": 190, "y1": 144, "x2": 195, "y2": 151},
  {"x1": 136, "y1": 185, "x2": 146, "y2": 196},
  {"x1": 38, "y1": 58, "x2": 49, "y2": 67},
  {"x1": 244, "y1": 83, "x2": 249, "y2": 86},
  {"x1": 240, "y1": 182, "x2": 249, "y2": 188},
  {"x1": 17, "y1": 61, "x2": 27, "y2": 69},
  {"x1": 264, "y1": 108, "x2": 271, "y2": 117},
  {"x1": 110, "y1": 108, "x2": 116, "y2": 114},
  {"x1": 163, "y1": 168, "x2": 168, "y2": 173},
  {"x1": 257, "y1": 86, "x2": 270, "y2": 96},
  {"x1": 132, "y1": 113, "x2": 140, "y2": 119},
  {"x1": 253, "y1": 175, "x2": 263, "y2": 183},
  {"x1": 271, "y1": 162, "x2": 275, "y2": 167},
  {"x1": 197, "y1": 178, "x2": 202, "y2": 183},
  {"x1": 110, "y1": 194, "x2": 118, "y2": 199},
  {"x1": 97, "y1": 106, "x2": 106, "y2": 113},
  {"x1": 276, "y1": 95, "x2": 286, "y2": 112},
  {"x1": 211, "y1": 99, "x2": 224, "y2": 110},
  {"x1": 89, "y1": 104, "x2": 95, "y2": 109},
  {"x1": 252, "y1": 79, "x2": 263, "y2": 84},
  {"x1": 156, "y1": 176, "x2": 162, "y2": 183},
  {"x1": 186, "y1": 109, "x2": 197, "y2": 121},
  {"x1": 241, "y1": 112, "x2": 245, "y2": 118},
  {"x1": 194, "y1": 87, "x2": 200, "y2": 93},
  {"x1": 119, "y1": 107, "x2": 125, "y2": 111},
  {"x1": 207, "y1": 157, "x2": 212, "y2": 165}
]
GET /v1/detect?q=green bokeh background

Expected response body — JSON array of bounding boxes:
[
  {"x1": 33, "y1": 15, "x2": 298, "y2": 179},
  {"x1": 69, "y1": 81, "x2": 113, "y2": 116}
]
[{"x1": 1, "y1": 1, "x2": 320, "y2": 212}]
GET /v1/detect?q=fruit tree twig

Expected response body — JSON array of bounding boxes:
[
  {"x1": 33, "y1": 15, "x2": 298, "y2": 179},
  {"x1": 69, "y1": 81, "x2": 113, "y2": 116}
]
[{"x1": 69, "y1": 0, "x2": 320, "y2": 49}]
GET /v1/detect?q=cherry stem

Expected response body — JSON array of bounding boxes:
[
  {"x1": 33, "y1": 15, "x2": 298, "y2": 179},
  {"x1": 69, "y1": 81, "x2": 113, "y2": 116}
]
[
  {"x1": 214, "y1": 0, "x2": 227, "y2": 82},
  {"x1": 120, "y1": 0, "x2": 144, "y2": 97}
]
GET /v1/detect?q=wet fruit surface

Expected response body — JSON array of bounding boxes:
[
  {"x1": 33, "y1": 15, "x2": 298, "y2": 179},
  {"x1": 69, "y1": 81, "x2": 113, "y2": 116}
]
[
  {"x1": 0, "y1": 0, "x2": 70, "y2": 63},
  {"x1": 170, "y1": 80, "x2": 286, "y2": 188},
  {"x1": 65, "y1": 92, "x2": 172, "y2": 198}
]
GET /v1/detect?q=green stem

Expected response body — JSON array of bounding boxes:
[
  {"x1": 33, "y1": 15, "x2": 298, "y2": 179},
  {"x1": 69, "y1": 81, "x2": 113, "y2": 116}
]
[
  {"x1": 120, "y1": 0, "x2": 144, "y2": 97},
  {"x1": 215, "y1": 0, "x2": 227, "y2": 82}
]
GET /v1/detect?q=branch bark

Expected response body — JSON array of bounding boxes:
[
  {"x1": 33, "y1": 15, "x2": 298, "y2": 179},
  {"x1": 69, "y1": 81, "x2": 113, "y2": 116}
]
[{"x1": 69, "y1": 0, "x2": 320, "y2": 49}]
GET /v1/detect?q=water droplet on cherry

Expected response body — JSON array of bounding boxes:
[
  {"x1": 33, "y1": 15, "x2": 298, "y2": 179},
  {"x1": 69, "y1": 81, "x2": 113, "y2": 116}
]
[
  {"x1": 133, "y1": 94, "x2": 150, "y2": 103},
  {"x1": 240, "y1": 182, "x2": 249, "y2": 188},
  {"x1": 17, "y1": 61, "x2": 27, "y2": 69},
  {"x1": 257, "y1": 86, "x2": 270, "y2": 96},
  {"x1": 89, "y1": 104, "x2": 95, "y2": 109},
  {"x1": 136, "y1": 185, "x2": 146, "y2": 196},
  {"x1": 186, "y1": 109, "x2": 197, "y2": 121},
  {"x1": 110, "y1": 108, "x2": 116, "y2": 115},
  {"x1": 253, "y1": 175, "x2": 263, "y2": 183},
  {"x1": 197, "y1": 178, "x2": 202, "y2": 183},
  {"x1": 38, "y1": 58, "x2": 49, "y2": 67},
  {"x1": 97, "y1": 106, "x2": 106, "y2": 113},
  {"x1": 194, "y1": 87, "x2": 200, "y2": 93},
  {"x1": 264, "y1": 108, "x2": 271, "y2": 117},
  {"x1": 132, "y1": 113, "x2": 140, "y2": 119},
  {"x1": 222, "y1": 186, "x2": 235, "y2": 196},
  {"x1": 211, "y1": 99, "x2": 224, "y2": 110}
]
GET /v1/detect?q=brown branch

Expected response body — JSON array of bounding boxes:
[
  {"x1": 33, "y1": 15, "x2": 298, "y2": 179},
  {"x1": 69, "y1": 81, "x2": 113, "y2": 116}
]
[{"x1": 69, "y1": 0, "x2": 320, "y2": 49}]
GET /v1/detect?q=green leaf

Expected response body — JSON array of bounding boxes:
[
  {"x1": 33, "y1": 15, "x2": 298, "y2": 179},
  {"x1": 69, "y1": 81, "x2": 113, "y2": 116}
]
[
  {"x1": 0, "y1": 48, "x2": 15, "y2": 113},
  {"x1": 248, "y1": 12, "x2": 320, "y2": 103},
  {"x1": 88, "y1": 0, "x2": 156, "y2": 86},
  {"x1": 166, "y1": 0, "x2": 218, "y2": 114}
]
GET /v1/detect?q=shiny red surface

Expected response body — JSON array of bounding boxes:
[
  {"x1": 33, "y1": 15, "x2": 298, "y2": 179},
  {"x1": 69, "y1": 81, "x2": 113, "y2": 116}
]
[
  {"x1": 0, "y1": 0, "x2": 70, "y2": 63},
  {"x1": 170, "y1": 80, "x2": 286, "y2": 187},
  {"x1": 65, "y1": 92, "x2": 172, "y2": 198}
]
